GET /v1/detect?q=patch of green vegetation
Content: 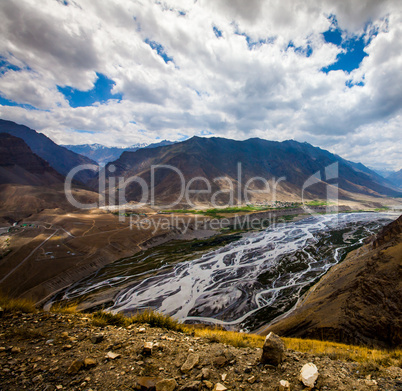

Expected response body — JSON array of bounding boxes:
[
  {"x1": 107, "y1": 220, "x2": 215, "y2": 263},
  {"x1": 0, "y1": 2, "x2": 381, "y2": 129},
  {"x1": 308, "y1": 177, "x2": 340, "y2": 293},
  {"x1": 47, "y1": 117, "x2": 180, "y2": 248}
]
[
  {"x1": 305, "y1": 200, "x2": 330, "y2": 206},
  {"x1": 281, "y1": 215, "x2": 295, "y2": 221}
]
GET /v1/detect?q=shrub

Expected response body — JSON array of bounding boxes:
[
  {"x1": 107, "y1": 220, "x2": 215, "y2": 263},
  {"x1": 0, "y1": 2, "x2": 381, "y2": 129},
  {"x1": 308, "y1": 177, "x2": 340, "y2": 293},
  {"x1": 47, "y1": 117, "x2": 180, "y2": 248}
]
[
  {"x1": 129, "y1": 309, "x2": 184, "y2": 332},
  {"x1": 91, "y1": 310, "x2": 128, "y2": 327},
  {"x1": 0, "y1": 294, "x2": 37, "y2": 314}
]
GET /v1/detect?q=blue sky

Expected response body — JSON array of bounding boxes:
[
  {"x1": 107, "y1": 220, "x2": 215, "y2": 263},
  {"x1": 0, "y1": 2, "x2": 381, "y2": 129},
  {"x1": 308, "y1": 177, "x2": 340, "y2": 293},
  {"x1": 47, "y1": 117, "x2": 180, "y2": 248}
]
[{"x1": 0, "y1": 0, "x2": 401, "y2": 170}]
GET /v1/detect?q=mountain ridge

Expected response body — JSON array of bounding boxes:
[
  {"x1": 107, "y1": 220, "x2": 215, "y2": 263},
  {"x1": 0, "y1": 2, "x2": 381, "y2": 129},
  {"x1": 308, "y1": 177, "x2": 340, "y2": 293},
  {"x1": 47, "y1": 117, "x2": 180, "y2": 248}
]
[
  {"x1": 63, "y1": 140, "x2": 176, "y2": 165},
  {"x1": 96, "y1": 136, "x2": 401, "y2": 206},
  {"x1": 0, "y1": 119, "x2": 98, "y2": 184}
]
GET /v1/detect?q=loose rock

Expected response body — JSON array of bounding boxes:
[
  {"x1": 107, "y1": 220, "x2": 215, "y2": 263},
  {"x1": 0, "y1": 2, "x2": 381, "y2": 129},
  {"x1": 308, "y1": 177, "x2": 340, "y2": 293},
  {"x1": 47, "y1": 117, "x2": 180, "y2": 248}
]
[
  {"x1": 213, "y1": 383, "x2": 227, "y2": 391},
  {"x1": 67, "y1": 359, "x2": 84, "y2": 374},
  {"x1": 134, "y1": 376, "x2": 161, "y2": 390},
  {"x1": 300, "y1": 363, "x2": 319, "y2": 388},
  {"x1": 84, "y1": 358, "x2": 97, "y2": 368},
  {"x1": 261, "y1": 332, "x2": 285, "y2": 366},
  {"x1": 156, "y1": 378, "x2": 177, "y2": 391},
  {"x1": 143, "y1": 341, "x2": 154, "y2": 355},
  {"x1": 279, "y1": 379, "x2": 291, "y2": 391},
  {"x1": 181, "y1": 353, "x2": 199, "y2": 373},
  {"x1": 90, "y1": 334, "x2": 104, "y2": 344},
  {"x1": 179, "y1": 380, "x2": 201, "y2": 391},
  {"x1": 106, "y1": 351, "x2": 121, "y2": 360}
]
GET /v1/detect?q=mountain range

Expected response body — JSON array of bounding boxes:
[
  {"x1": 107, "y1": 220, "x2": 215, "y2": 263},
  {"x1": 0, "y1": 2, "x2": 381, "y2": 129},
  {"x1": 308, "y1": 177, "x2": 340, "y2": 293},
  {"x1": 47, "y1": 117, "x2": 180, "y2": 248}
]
[
  {"x1": 96, "y1": 136, "x2": 401, "y2": 206},
  {"x1": 387, "y1": 169, "x2": 402, "y2": 189},
  {"x1": 0, "y1": 132, "x2": 97, "y2": 221},
  {"x1": 0, "y1": 133, "x2": 64, "y2": 186},
  {"x1": 63, "y1": 140, "x2": 176, "y2": 166},
  {"x1": 0, "y1": 119, "x2": 97, "y2": 184},
  {"x1": 0, "y1": 119, "x2": 400, "y2": 209}
]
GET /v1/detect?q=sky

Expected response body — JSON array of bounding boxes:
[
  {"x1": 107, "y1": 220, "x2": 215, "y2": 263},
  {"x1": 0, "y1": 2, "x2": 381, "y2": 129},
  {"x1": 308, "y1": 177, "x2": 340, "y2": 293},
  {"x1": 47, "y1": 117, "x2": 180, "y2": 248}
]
[{"x1": 0, "y1": 0, "x2": 401, "y2": 171}]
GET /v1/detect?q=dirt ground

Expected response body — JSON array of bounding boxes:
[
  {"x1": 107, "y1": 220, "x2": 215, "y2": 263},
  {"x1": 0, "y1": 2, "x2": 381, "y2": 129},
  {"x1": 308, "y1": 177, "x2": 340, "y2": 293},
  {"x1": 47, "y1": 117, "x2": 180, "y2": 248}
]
[{"x1": 0, "y1": 310, "x2": 401, "y2": 391}]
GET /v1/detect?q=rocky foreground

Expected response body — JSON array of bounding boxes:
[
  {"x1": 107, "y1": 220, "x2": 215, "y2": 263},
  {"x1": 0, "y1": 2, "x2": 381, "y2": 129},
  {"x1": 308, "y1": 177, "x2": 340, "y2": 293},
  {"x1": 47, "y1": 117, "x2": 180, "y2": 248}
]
[{"x1": 0, "y1": 311, "x2": 401, "y2": 391}]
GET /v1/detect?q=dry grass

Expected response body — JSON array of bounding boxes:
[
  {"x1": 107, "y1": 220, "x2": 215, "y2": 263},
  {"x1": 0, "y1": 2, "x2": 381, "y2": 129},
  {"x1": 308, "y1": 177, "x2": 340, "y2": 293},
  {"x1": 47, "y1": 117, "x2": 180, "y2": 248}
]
[
  {"x1": 188, "y1": 327, "x2": 264, "y2": 348},
  {"x1": 283, "y1": 337, "x2": 402, "y2": 367},
  {"x1": 91, "y1": 310, "x2": 128, "y2": 327},
  {"x1": 187, "y1": 327, "x2": 401, "y2": 367},
  {"x1": 129, "y1": 309, "x2": 184, "y2": 332},
  {"x1": 0, "y1": 293, "x2": 37, "y2": 314},
  {"x1": 91, "y1": 309, "x2": 184, "y2": 332},
  {"x1": 49, "y1": 303, "x2": 78, "y2": 314}
]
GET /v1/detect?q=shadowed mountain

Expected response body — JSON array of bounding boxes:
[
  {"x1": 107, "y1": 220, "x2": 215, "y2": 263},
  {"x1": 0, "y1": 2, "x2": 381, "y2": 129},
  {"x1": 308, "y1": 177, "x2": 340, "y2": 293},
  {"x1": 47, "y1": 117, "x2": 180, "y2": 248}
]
[
  {"x1": 63, "y1": 140, "x2": 176, "y2": 166},
  {"x1": 0, "y1": 119, "x2": 98, "y2": 184},
  {"x1": 95, "y1": 136, "x2": 401, "y2": 206},
  {"x1": 0, "y1": 133, "x2": 64, "y2": 186},
  {"x1": 387, "y1": 169, "x2": 402, "y2": 189},
  {"x1": 265, "y1": 215, "x2": 402, "y2": 348},
  {"x1": 0, "y1": 133, "x2": 97, "y2": 222},
  {"x1": 345, "y1": 160, "x2": 399, "y2": 190}
]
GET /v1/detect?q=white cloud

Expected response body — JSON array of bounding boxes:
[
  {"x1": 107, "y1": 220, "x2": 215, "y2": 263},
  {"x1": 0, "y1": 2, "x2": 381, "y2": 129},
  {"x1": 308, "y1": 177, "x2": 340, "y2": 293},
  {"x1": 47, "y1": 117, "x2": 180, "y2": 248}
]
[{"x1": 0, "y1": 0, "x2": 401, "y2": 170}]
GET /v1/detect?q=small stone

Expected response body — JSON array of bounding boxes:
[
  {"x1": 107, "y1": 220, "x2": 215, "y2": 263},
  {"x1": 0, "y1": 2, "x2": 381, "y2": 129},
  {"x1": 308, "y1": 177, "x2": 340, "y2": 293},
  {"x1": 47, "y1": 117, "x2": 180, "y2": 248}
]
[
  {"x1": 260, "y1": 332, "x2": 285, "y2": 366},
  {"x1": 135, "y1": 376, "x2": 161, "y2": 390},
  {"x1": 106, "y1": 351, "x2": 121, "y2": 360},
  {"x1": 62, "y1": 345, "x2": 72, "y2": 350},
  {"x1": 56, "y1": 385, "x2": 63, "y2": 390},
  {"x1": 299, "y1": 363, "x2": 319, "y2": 388},
  {"x1": 213, "y1": 383, "x2": 227, "y2": 391},
  {"x1": 180, "y1": 353, "x2": 199, "y2": 373},
  {"x1": 221, "y1": 373, "x2": 227, "y2": 381},
  {"x1": 11, "y1": 347, "x2": 21, "y2": 354},
  {"x1": 201, "y1": 368, "x2": 211, "y2": 379},
  {"x1": 67, "y1": 359, "x2": 84, "y2": 374},
  {"x1": 143, "y1": 342, "x2": 153, "y2": 356},
  {"x1": 61, "y1": 332, "x2": 69, "y2": 338},
  {"x1": 179, "y1": 380, "x2": 201, "y2": 391},
  {"x1": 247, "y1": 376, "x2": 256, "y2": 384},
  {"x1": 90, "y1": 334, "x2": 104, "y2": 344},
  {"x1": 203, "y1": 380, "x2": 213, "y2": 389},
  {"x1": 45, "y1": 339, "x2": 54, "y2": 345},
  {"x1": 32, "y1": 374, "x2": 43, "y2": 382},
  {"x1": 84, "y1": 358, "x2": 97, "y2": 368},
  {"x1": 279, "y1": 379, "x2": 291, "y2": 391},
  {"x1": 156, "y1": 378, "x2": 178, "y2": 391},
  {"x1": 138, "y1": 327, "x2": 146, "y2": 333},
  {"x1": 213, "y1": 356, "x2": 228, "y2": 368}
]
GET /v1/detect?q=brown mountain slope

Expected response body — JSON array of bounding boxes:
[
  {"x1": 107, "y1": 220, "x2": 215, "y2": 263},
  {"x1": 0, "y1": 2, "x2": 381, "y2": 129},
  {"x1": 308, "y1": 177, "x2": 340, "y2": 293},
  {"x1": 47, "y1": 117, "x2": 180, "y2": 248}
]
[
  {"x1": 263, "y1": 215, "x2": 402, "y2": 348},
  {"x1": 0, "y1": 133, "x2": 98, "y2": 222},
  {"x1": 0, "y1": 133, "x2": 65, "y2": 186},
  {"x1": 0, "y1": 119, "x2": 98, "y2": 184},
  {"x1": 94, "y1": 137, "x2": 401, "y2": 207}
]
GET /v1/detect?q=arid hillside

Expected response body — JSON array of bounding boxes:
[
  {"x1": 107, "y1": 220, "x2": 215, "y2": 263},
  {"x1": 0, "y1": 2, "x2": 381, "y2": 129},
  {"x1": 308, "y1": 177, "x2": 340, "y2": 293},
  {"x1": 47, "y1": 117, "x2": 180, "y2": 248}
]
[
  {"x1": 264, "y1": 215, "x2": 402, "y2": 349},
  {"x1": 0, "y1": 303, "x2": 401, "y2": 391}
]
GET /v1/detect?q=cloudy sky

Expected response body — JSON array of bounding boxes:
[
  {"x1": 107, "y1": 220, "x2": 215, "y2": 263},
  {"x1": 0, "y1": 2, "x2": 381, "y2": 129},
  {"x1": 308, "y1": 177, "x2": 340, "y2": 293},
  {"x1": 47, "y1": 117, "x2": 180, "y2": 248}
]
[{"x1": 0, "y1": 0, "x2": 401, "y2": 171}]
